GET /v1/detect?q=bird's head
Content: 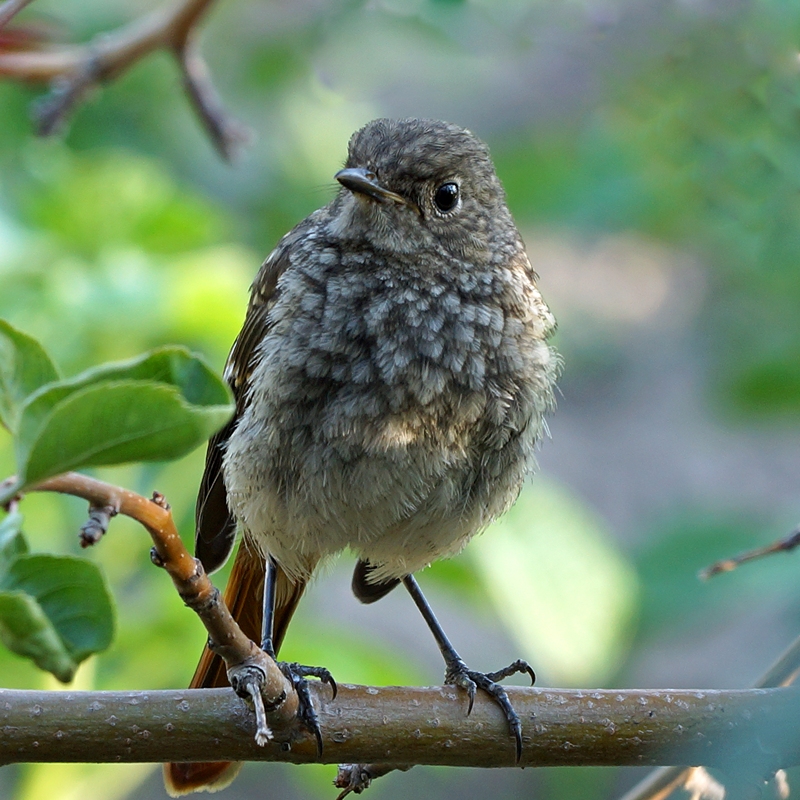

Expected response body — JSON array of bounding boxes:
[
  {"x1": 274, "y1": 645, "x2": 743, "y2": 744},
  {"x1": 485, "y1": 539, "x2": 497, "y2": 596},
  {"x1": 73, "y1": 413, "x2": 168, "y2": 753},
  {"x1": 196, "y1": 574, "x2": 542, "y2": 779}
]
[{"x1": 330, "y1": 118, "x2": 519, "y2": 262}]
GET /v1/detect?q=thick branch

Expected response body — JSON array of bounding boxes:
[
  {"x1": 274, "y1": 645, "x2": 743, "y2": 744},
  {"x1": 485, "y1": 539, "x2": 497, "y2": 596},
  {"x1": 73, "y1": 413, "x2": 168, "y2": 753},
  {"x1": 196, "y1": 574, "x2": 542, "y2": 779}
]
[
  {"x1": 617, "y1": 624, "x2": 800, "y2": 800},
  {"x1": 1, "y1": 686, "x2": 799, "y2": 771},
  {"x1": 16, "y1": 473, "x2": 800, "y2": 781}
]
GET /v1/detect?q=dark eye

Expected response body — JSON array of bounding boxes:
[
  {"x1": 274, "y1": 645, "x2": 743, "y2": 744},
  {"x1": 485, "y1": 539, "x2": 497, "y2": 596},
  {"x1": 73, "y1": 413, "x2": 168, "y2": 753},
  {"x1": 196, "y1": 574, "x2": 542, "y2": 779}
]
[{"x1": 433, "y1": 182, "x2": 459, "y2": 213}]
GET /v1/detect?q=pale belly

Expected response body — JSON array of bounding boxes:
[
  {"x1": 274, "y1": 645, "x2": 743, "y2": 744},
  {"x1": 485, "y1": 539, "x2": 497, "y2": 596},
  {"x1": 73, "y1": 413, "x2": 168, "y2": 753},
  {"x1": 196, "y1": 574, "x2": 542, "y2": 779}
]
[{"x1": 222, "y1": 397, "x2": 533, "y2": 583}]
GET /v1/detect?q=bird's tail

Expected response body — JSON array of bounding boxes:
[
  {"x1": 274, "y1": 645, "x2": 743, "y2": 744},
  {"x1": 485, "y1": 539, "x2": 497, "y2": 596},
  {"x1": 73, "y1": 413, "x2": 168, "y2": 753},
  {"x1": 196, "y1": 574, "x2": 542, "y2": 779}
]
[{"x1": 163, "y1": 544, "x2": 307, "y2": 796}]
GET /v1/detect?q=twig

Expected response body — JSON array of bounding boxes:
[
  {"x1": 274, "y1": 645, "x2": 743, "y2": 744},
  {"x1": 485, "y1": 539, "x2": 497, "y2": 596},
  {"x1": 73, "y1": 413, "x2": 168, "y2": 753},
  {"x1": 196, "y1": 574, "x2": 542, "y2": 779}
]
[
  {"x1": 334, "y1": 763, "x2": 410, "y2": 799},
  {"x1": 229, "y1": 664, "x2": 274, "y2": 747},
  {"x1": 79, "y1": 502, "x2": 117, "y2": 547},
  {"x1": 0, "y1": 0, "x2": 213, "y2": 82},
  {"x1": 28, "y1": 471, "x2": 302, "y2": 747},
  {"x1": 33, "y1": 57, "x2": 103, "y2": 136},
  {"x1": 175, "y1": 31, "x2": 251, "y2": 161},
  {"x1": 0, "y1": 0, "x2": 34, "y2": 31},
  {"x1": 0, "y1": 0, "x2": 246, "y2": 158},
  {"x1": 701, "y1": 525, "x2": 800, "y2": 579}
]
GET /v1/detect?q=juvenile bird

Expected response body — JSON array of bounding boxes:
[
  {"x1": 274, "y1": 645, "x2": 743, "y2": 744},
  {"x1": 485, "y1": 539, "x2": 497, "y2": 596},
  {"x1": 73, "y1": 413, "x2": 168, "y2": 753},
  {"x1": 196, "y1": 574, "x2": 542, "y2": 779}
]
[{"x1": 165, "y1": 118, "x2": 559, "y2": 795}]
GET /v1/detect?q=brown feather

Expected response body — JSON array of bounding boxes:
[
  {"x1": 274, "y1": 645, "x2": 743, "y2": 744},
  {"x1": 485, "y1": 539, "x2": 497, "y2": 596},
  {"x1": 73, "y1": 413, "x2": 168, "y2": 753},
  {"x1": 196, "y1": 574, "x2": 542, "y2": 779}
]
[
  {"x1": 164, "y1": 543, "x2": 310, "y2": 796},
  {"x1": 194, "y1": 244, "x2": 293, "y2": 575},
  {"x1": 167, "y1": 242, "x2": 305, "y2": 796}
]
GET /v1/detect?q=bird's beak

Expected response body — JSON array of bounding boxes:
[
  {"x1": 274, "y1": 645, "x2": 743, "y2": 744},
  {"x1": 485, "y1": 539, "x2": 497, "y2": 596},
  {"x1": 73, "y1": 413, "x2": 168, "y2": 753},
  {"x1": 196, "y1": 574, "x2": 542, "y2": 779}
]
[{"x1": 335, "y1": 167, "x2": 414, "y2": 210}]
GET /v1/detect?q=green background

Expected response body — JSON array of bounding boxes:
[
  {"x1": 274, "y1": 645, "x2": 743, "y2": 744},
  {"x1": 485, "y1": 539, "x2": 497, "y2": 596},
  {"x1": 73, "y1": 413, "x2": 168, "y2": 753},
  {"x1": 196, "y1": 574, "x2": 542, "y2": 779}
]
[{"x1": 2, "y1": 0, "x2": 800, "y2": 798}]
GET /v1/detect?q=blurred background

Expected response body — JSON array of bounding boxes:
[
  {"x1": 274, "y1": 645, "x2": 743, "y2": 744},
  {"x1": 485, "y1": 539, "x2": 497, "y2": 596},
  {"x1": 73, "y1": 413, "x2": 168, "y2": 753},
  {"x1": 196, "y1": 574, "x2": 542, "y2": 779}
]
[{"x1": 2, "y1": 0, "x2": 800, "y2": 798}]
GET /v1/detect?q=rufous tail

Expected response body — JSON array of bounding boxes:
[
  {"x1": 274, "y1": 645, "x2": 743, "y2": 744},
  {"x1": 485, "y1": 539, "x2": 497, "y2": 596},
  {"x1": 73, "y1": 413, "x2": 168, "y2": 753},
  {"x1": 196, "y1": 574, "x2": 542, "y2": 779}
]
[{"x1": 163, "y1": 545, "x2": 307, "y2": 796}]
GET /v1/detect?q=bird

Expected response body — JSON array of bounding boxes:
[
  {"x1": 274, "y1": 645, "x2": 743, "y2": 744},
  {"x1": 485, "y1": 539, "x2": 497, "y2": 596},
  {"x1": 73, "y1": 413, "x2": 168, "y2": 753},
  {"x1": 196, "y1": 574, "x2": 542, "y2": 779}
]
[{"x1": 164, "y1": 117, "x2": 559, "y2": 796}]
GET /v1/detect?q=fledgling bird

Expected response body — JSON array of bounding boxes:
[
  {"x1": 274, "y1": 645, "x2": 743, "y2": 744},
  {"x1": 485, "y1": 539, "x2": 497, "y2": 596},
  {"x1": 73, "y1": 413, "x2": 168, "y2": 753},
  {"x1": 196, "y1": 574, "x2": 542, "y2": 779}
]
[{"x1": 165, "y1": 118, "x2": 559, "y2": 795}]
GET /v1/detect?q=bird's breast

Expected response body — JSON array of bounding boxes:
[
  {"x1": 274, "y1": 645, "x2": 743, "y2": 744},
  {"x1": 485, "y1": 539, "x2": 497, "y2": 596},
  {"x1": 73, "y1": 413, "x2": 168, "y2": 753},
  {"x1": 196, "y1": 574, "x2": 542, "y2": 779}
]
[
  {"x1": 221, "y1": 243, "x2": 557, "y2": 579},
  {"x1": 271, "y1": 244, "x2": 548, "y2": 411}
]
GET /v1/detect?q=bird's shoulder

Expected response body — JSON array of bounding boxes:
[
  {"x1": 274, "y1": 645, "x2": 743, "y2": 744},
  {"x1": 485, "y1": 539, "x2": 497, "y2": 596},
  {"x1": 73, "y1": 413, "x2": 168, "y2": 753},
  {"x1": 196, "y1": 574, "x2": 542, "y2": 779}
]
[{"x1": 224, "y1": 211, "x2": 331, "y2": 397}]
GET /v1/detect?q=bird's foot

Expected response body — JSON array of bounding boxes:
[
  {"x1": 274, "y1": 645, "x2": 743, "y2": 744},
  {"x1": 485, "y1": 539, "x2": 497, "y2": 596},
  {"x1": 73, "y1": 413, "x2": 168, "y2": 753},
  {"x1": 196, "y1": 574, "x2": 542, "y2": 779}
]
[
  {"x1": 445, "y1": 657, "x2": 535, "y2": 762},
  {"x1": 275, "y1": 661, "x2": 337, "y2": 756}
]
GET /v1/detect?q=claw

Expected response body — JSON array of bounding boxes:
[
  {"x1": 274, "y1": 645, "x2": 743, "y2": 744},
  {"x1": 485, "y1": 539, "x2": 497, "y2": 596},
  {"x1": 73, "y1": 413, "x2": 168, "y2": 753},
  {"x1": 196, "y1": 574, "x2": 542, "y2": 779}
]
[
  {"x1": 457, "y1": 679, "x2": 477, "y2": 716},
  {"x1": 485, "y1": 659, "x2": 536, "y2": 686},
  {"x1": 278, "y1": 661, "x2": 336, "y2": 757},
  {"x1": 444, "y1": 657, "x2": 534, "y2": 763},
  {"x1": 297, "y1": 663, "x2": 338, "y2": 700},
  {"x1": 466, "y1": 683, "x2": 476, "y2": 716}
]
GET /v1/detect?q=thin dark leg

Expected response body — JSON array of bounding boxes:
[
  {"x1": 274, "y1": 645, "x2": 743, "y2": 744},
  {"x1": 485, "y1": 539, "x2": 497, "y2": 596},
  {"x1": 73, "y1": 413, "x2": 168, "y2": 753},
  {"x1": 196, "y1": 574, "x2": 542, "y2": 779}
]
[
  {"x1": 402, "y1": 574, "x2": 535, "y2": 762},
  {"x1": 261, "y1": 557, "x2": 277, "y2": 657},
  {"x1": 260, "y1": 557, "x2": 335, "y2": 755},
  {"x1": 402, "y1": 574, "x2": 462, "y2": 665}
]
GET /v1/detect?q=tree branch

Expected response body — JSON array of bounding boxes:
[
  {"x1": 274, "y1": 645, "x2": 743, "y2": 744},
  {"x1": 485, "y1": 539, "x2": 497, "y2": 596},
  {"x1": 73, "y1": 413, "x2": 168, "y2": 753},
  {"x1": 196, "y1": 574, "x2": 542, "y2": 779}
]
[
  {"x1": 701, "y1": 524, "x2": 800, "y2": 579},
  {"x1": 617, "y1": 618, "x2": 800, "y2": 800},
  {"x1": 175, "y1": 30, "x2": 250, "y2": 160},
  {"x1": 0, "y1": 0, "x2": 214, "y2": 83},
  {"x1": 14, "y1": 473, "x2": 800, "y2": 783},
  {"x1": 0, "y1": 0, "x2": 246, "y2": 158},
  {"x1": 0, "y1": 685, "x2": 798, "y2": 771},
  {"x1": 29, "y1": 472, "x2": 300, "y2": 748}
]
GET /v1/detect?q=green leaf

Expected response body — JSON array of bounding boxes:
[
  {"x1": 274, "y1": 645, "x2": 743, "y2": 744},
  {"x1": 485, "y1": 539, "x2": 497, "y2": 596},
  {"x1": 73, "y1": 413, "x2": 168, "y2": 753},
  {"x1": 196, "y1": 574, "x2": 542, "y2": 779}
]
[
  {"x1": 16, "y1": 346, "x2": 230, "y2": 448},
  {"x1": 1, "y1": 347, "x2": 233, "y2": 501},
  {"x1": 0, "y1": 592, "x2": 76, "y2": 682},
  {"x1": 0, "y1": 511, "x2": 28, "y2": 572},
  {"x1": 470, "y1": 477, "x2": 639, "y2": 686},
  {"x1": 20, "y1": 380, "x2": 232, "y2": 487},
  {"x1": 0, "y1": 554, "x2": 114, "y2": 682},
  {"x1": 0, "y1": 320, "x2": 60, "y2": 432}
]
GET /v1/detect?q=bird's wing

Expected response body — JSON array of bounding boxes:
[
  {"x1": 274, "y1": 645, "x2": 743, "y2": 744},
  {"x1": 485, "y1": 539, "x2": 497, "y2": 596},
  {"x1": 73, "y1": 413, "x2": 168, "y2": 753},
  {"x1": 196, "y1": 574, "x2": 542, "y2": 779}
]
[
  {"x1": 194, "y1": 237, "x2": 294, "y2": 573},
  {"x1": 352, "y1": 558, "x2": 401, "y2": 603}
]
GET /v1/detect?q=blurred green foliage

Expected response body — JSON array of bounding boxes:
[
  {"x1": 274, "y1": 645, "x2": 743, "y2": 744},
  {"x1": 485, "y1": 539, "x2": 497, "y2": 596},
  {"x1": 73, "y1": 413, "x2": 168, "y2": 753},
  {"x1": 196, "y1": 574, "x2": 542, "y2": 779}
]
[
  {"x1": 604, "y1": 8, "x2": 800, "y2": 417},
  {"x1": 1, "y1": 1, "x2": 800, "y2": 800},
  {"x1": 471, "y1": 478, "x2": 638, "y2": 686}
]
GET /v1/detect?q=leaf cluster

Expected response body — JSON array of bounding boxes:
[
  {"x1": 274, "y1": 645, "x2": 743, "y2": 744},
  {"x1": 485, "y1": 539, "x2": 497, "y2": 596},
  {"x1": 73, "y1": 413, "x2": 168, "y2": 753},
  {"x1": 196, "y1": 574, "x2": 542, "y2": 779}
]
[{"x1": 0, "y1": 319, "x2": 233, "y2": 680}]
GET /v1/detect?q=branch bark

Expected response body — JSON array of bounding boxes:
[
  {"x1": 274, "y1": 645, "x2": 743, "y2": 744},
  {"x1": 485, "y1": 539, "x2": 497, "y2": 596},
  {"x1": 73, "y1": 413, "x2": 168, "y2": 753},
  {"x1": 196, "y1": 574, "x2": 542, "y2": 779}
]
[
  {"x1": 617, "y1": 616, "x2": 800, "y2": 800},
  {"x1": 11, "y1": 474, "x2": 800, "y2": 784},
  {"x1": 1, "y1": 685, "x2": 798, "y2": 771},
  {"x1": 0, "y1": 0, "x2": 215, "y2": 82}
]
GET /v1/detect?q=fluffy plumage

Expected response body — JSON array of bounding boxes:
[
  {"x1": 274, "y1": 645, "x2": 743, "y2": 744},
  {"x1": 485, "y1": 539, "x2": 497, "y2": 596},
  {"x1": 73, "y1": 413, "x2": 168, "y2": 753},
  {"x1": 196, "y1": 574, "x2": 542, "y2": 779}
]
[{"x1": 166, "y1": 118, "x2": 558, "y2": 796}]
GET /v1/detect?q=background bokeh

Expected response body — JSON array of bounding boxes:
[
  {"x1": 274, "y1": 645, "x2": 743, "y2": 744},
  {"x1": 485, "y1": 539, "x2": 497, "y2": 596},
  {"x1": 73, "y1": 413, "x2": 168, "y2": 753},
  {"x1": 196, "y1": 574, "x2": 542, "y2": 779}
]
[{"x1": 2, "y1": 0, "x2": 800, "y2": 798}]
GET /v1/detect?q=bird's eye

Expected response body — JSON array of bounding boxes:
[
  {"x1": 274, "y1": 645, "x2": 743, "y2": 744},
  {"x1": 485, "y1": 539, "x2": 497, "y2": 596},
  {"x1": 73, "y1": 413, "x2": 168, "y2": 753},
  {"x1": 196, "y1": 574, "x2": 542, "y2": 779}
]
[{"x1": 433, "y1": 182, "x2": 459, "y2": 213}]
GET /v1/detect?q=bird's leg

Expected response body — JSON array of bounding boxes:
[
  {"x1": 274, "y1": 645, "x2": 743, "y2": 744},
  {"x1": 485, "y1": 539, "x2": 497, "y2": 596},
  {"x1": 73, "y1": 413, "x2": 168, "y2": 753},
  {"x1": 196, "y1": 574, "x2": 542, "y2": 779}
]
[
  {"x1": 260, "y1": 557, "x2": 278, "y2": 657},
  {"x1": 402, "y1": 574, "x2": 534, "y2": 762},
  {"x1": 261, "y1": 558, "x2": 336, "y2": 755}
]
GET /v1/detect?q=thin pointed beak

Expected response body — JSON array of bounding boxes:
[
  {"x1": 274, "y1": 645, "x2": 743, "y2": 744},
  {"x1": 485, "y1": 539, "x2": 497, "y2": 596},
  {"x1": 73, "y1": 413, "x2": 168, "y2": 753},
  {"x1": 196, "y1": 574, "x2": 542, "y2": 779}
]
[{"x1": 335, "y1": 167, "x2": 415, "y2": 210}]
